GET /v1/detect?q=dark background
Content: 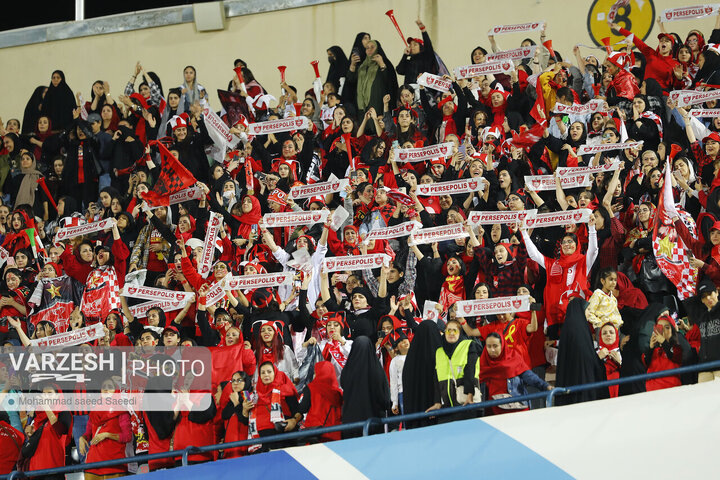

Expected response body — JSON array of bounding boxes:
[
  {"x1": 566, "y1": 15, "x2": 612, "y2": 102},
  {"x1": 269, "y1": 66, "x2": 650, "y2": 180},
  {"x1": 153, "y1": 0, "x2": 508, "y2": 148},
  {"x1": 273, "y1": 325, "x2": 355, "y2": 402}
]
[{"x1": 0, "y1": 1, "x2": 219, "y2": 32}]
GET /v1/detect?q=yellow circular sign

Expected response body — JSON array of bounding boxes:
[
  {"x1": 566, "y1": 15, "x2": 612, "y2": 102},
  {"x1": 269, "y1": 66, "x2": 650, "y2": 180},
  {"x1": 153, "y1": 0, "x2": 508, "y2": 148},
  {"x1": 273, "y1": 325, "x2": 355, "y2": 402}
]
[{"x1": 587, "y1": 0, "x2": 656, "y2": 48}]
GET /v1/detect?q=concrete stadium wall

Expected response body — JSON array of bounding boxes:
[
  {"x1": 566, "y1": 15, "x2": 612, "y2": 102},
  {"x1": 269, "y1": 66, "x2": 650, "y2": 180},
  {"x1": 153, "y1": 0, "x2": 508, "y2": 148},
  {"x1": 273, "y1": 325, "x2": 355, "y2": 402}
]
[{"x1": 0, "y1": 0, "x2": 713, "y2": 125}]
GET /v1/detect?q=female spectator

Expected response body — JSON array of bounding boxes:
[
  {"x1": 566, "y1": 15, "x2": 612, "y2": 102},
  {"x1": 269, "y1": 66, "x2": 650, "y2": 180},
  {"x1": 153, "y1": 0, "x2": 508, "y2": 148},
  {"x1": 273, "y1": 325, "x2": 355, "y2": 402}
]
[
  {"x1": 297, "y1": 361, "x2": 343, "y2": 442},
  {"x1": 521, "y1": 215, "x2": 598, "y2": 337},
  {"x1": 243, "y1": 362, "x2": 300, "y2": 452},
  {"x1": 597, "y1": 322, "x2": 622, "y2": 397},
  {"x1": 0, "y1": 133, "x2": 20, "y2": 196},
  {"x1": 593, "y1": 168, "x2": 626, "y2": 270},
  {"x1": 340, "y1": 336, "x2": 390, "y2": 437},
  {"x1": 21, "y1": 86, "x2": 47, "y2": 135},
  {"x1": 220, "y1": 371, "x2": 252, "y2": 458},
  {"x1": 402, "y1": 320, "x2": 442, "y2": 428},
  {"x1": 27, "y1": 115, "x2": 59, "y2": 168},
  {"x1": 556, "y1": 298, "x2": 610, "y2": 404},
  {"x1": 347, "y1": 40, "x2": 397, "y2": 119},
  {"x1": 78, "y1": 378, "x2": 132, "y2": 479},
  {"x1": 613, "y1": 24, "x2": 679, "y2": 91},
  {"x1": 671, "y1": 155, "x2": 701, "y2": 218},
  {"x1": 0, "y1": 411, "x2": 22, "y2": 475},
  {"x1": 172, "y1": 385, "x2": 217, "y2": 465},
  {"x1": 643, "y1": 312, "x2": 684, "y2": 391},
  {"x1": 10, "y1": 151, "x2": 43, "y2": 212},
  {"x1": 479, "y1": 332, "x2": 549, "y2": 415},
  {"x1": 625, "y1": 95, "x2": 662, "y2": 152},
  {"x1": 40, "y1": 70, "x2": 75, "y2": 131},
  {"x1": 586, "y1": 267, "x2": 623, "y2": 329},
  {"x1": 180, "y1": 66, "x2": 205, "y2": 112},
  {"x1": 252, "y1": 321, "x2": 299, "y2": 383},
  {"x1": 326, "y1": 46, "x2": 349, "y2": 93},
  {"x1": 473, "y1": 225, "x2": 528, "y2": 297},
  {"x1": 24, "y1": 383, "x2": 72, "y2": 473},
  {"x1": 426, "y1": 318, "x2": 480, "y2": 412}
]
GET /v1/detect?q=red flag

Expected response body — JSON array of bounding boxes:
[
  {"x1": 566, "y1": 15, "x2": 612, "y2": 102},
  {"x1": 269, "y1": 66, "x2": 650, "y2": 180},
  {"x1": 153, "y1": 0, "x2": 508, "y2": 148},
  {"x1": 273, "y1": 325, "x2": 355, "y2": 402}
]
[
  {"x1": 652, "y1": 158, "x2": 698, "y2": 300},
  {"x1": 510, "y1": 120, "x2": 547, "y2": 150},
  {"x1": 142, "y1": 141, "x2": 197, "y2": 206}
]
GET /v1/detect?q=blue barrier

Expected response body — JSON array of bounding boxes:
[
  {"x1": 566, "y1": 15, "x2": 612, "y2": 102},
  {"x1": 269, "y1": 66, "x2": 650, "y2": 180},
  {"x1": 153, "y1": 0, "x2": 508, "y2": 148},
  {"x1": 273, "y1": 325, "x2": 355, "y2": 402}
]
[{"x1": 5, "y1": 358, "x2": 720, "y2": 480}]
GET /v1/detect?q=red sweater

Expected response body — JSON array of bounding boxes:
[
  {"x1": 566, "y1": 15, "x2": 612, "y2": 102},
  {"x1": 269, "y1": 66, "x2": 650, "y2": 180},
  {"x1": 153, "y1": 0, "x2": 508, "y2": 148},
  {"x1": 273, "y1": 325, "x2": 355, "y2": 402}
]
[{"x1": 619, "y1": 28, "x2": 679, "y2": 90}]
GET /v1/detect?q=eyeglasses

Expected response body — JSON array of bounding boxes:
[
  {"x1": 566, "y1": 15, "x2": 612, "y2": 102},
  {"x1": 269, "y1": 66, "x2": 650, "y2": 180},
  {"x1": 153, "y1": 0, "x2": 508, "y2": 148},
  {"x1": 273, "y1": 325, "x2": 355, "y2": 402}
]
[
  {"x1": 561, "y1": 239, "x2": 576, "y2": 245},
  {"x1": 602, "y1": 133, "x2": 614, "y2": 139},
  {"x1": 445, "y1": 328, "x2": 460, "y2": 334},
  {"x1": 231, "y1": 378, "x2": 243, "y2": 383}
]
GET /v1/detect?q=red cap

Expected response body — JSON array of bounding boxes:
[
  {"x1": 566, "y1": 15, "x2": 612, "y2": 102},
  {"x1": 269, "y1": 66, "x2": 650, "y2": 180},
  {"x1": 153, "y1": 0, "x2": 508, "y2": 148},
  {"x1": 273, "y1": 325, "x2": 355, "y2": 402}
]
[
  {"x1": 658, "y1": 33, "x2": 675, "y2": 45},
  {"x1": 710, "y1": 221, "x2": 720, "y2": 232},
  {"x1": 702, "y1": 132, "x2": 720, "y2": 144},
  {"x1": 162, "y1": 325, "x2": 180, "y2": 336}
]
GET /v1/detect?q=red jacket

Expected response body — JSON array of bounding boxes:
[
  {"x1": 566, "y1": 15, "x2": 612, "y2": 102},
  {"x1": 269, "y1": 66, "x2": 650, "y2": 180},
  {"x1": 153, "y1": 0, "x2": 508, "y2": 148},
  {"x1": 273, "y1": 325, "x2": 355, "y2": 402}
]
[
  {"x1": 620, "y1": 28, "x2": 679, "y2": 90},
  {"x1": 0, "y1": 421, "x2": 22, "y2": 474},
  {"x1": 643, "y1": 344, "x2": 682, "y2": 391},
  {"x1": 173, "y1": 404, "x2": 217, "y2": 463},
  {"x1": 84, "y1": 410, "x2": 131, "y2": 476}
]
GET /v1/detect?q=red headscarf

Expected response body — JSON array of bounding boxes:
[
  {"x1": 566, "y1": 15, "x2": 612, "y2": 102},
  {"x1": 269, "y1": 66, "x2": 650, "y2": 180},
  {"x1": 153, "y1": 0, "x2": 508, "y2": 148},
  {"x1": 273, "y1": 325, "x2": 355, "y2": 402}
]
[
  {"x1": 479, "y1": 334, "x2": 528, "y2": 383},
  {"x1": 175, "y1": 214, "x2": 196, "y2": 242},
  {"x1": 255, "y1": 364, "x2": 297, "y2": 406},
  {"x1": 597, "y1": 322, "x2": 620, "y2": 350},
  {"x1": 234, "y1": 195, "x2": 262, "y2": 239}
]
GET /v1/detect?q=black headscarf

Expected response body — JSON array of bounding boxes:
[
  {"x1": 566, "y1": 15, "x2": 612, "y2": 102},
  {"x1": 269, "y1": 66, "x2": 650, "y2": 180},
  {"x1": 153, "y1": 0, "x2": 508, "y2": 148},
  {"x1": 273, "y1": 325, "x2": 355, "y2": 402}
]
[
  {"x1": 22, "y1": 86, "x2": 47, "y2": 135},
  {"x1": 618, "y1": 303, "x2": 664, "y2": 395},
  {"x1": 555, "y1": 298, "x2": 609, "y2": 405},
  {"x1": 340, "y1": 336, "x2": 391, "y2": 436},
  {"x1": 326, "y1": 46, "x2": 349, "y2": 92},
  {"x1": 41, "y1": 70, "x2": 76, "y2": 131},
  {"x1": 402, "y1": 320, "x2": 442, "y2": 428},
  {"x1": 694, "y1": 50, "x2": 720, "y2": 87},
  {"x1": 350, "y1": 32, "x2": 370, "y2": 63}
]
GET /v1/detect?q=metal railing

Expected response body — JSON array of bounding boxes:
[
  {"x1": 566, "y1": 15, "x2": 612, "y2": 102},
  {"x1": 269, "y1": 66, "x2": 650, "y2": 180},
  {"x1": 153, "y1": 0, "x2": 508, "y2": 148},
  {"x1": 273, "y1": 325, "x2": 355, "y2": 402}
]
[{"x1": 5, "y1": 359, "x2": 720, "y2": 480}]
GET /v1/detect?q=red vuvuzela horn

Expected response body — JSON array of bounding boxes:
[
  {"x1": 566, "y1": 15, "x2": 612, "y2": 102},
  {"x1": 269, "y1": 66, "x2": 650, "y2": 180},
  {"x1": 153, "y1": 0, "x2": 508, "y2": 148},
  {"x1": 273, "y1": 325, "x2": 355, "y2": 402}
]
[
  {"x1": 277, "y1": 65, "x2": 287, "y2": 83},
  {"x1": 385, "y1": 10, "x2": 408, "y2": 47},
  {"x1": 310, "y1": 60, "x2": 320, "y2": 79}
]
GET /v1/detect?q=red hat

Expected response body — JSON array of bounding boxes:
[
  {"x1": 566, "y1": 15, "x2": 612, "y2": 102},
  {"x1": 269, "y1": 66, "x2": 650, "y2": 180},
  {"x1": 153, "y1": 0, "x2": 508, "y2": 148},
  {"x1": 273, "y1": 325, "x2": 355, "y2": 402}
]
[
  {"x1": 244, "y1": 260, "x2": 266, "y2": 274},
  {"x1": 407, "y1": 37, "x2": 424, "y2": 46},
  {"x1": 305, "y1": 195, "x2": 326, "y2": 208},
  {"x1": 702, "y1": 132, "x2": 720, "y2": 144},
  {"x1": 657, "y1": 33, "x2": 675, "y2": 45},
  {"x1": 129, "y1": 93, "x2": 151, "y2": 110},
  {"x1": 606, "y1": 51, "x2": 631, "y2": 71},
  {"x1": 657, "y1": 312, "x2": 677, "y2": 330},
  {"x1": 170, "y1": 115, "x2": 188, "y2": 131},
  {"x1": 233, "y1": 114, "x2": 248, "y2": 130},
  {"x1": 710, "y1": 221, "x2": 720, "y2": 232},
  {"x1": 268, "y1": 189, "x2": 288, "y2": 206},
  {"x1": 162, "y1": 325, "x2": 180, "y2": 336},
  {"x1": 482, "y1": 125, "x2": 502, "y2": 142},
  {"x1": 47, "y1": 262, "x2": 63, "y2": 277}
]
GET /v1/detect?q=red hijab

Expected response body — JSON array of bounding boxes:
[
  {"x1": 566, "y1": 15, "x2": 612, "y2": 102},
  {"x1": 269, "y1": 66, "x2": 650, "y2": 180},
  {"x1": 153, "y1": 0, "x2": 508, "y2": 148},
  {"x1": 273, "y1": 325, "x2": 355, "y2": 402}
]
[
  {"x1": 175, "y1": 215, "x2": 196, "y2": 242},
  {"x1": 234, "y1": 195, "x2": 262, "y2": 239},
  {"x1": 307, "y1": 361, "x2": 342, "y2": 405},
  {"x1": 255, "y1": 364, "x2": 297, "y2": 406},
  {"x1": 479, "y1": 334, "x2": 528, "y2": 383},
  {"x1": 597, "y1": 322, "x2": 620, "y2": 350}
]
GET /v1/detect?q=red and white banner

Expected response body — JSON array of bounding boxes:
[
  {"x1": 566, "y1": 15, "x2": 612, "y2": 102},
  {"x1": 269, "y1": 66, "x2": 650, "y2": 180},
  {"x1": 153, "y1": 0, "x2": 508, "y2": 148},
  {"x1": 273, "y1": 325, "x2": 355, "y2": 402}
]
[
  {"x1": 669, "y1": 89, "x2": 720, "y2": 108},
  {"x1": 0, "y1": 247, "x2": 9, "y2": 267},
  {"x1": 362, "y1": 221, "x2": 422, "y2": 244},
  {"x1": 524, "y1": 174, "x2": 591, "y2": 191},
  {"x1": 467, "y1": 209, "x2": 537, "y2": 226},
  {"x1": 290, "y1": 178, "x2": 349, "y2": 200},
  {"x1": 121, "y1": 285, "x2": 196, "y2": 303},
  {"x1": 224, "y1": 272, "x2": 294, "y2": 290},
  {"x1": 488, "y1": 21, "x2": 545, "y2": 35},
  {"x1": 386, "y1": 188, "x2": 414, "y2": 206},
  {"x1": 523, "y1": 209, "x2": 592, "y2": 229},
  {"x1": 411, "y1": 223, "x2": 468, "y2": 245},
  {"x1": 456, "y1": 295, "x2": 531, "y2": 317},
  {"x1": 198, "y1": 213, "x2": 222, "y2": 278},
  {"x1": 416, "y1": 178, "x2": 486, "y2": 196},
  {"x1": 31, "y1": 323, "x2": 106, "y2": 350},
  {"x1": 607, "y1": 0, "x2": 631, "y2": 24},
  {"x1": 55, "y1": 218, "x2": 116, "y2": 244},
  {"x1": 662, "y1": 4, "x2": 720, "y2": 21},
  {"x1": 554, "y1": 99, "x2": 607, "y2": 115},
  {"x1": 248, "y1": 117, "x2": 311, "y2": 135},
  {"x1": 487, "y1": 45, "x2": 537, "y2": 62},
  {"x1": 204, "y1": 281, "x2": 227, "y2": 307},
  {"x1": 556, "y1": 161, "x2": 621, "y2": 177},
  {"x1": 129, "y1": 299, "x2": 189, "y2": 319},
  {"x1": 166, "y1": 186, "x2": 204, "y2": 206},
  {"x1": 689, "y1": 109, "x2": 720, "y2": 117},
  {"x1": 416, "y1": 73, "x2": 452, "y2": 92},
  {"x1": 322, "y1": 254, "x2": 390, "y2": 273},
  {"x1": 454, "y1": 61, "x2": 515, "y2": 79},
  {"x1": 576, "y1": 141, "x2": 643, "y2": 156},
  {"x1": 263, "y1": 210, "x2": 329, "y2": 228},
  {"x1": 202, "y1": 106, "x2": 241, "y2": 149},
  {"x1": 394, "y1": 142, "x2": 454, "y2": 163}
]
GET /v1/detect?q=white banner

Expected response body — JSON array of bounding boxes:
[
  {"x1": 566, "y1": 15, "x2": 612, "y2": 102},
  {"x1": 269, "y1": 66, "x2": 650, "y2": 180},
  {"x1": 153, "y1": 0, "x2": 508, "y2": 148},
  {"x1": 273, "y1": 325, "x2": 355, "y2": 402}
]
[
  {"x1": 121, "y1": 285, "x2": 196, "y2": 303},
  {"x1": 607, "y1": 0, "x2": 631, "y2": 24},
  {"x1": 167, "y1": 186, "x2": 204, "y2": 205},
  {"x1": 488, "y1": 21, "x2": 545, "y2": 35},
  {"x1": 554, "y1": 99, "x2": 607, "y2": 115},
  {"x1": 224, "y1": 272, "x2": 295, "y2": 290},
  {"x1": 576, "y1": 141, "x2": 643, "y2": 156},
  {"x1": 416, "y1": 178, "x2": 486, "y2": 196},
  {"x1": 411, "y1": 223, "x2": 468, "y2": 245},
  {"x1": 248, "y1": 117, "x2": 311, "y2": 135},
  {"x1": 394, "y1": 142, "x2": 454, "y2": 163},
  {"x1": 0, "y1": 247, "x2": 9, "y2": 268},
  {"x1": 263, "y1": 210, "x2": 329, "y2": 228},
  {"x1": 669, "y1": 89, "x2": 720, "y2": 108},
  {"x1": 689, "y1": 109, "x2": 720, "y2": 117},
  {"x1": 456, "y1": 295, "x2": 531, "y2": 317},
  {"x1": 556, "y1": 161, "x2": 621, "y2": 177},
  {"x1": 55, "y1": 218, "x2": 116, "y2": 244},
  {"x1": 322, "y1": 254, "x2": 390, "y2": 273},
  {"x1": 202, "y1": 106, "x2": 241, "y2": 150},
  {"x1": 525, "y1": 174, "x2": 591, "y2": 191},
  {"x1": 129, "y1": 299, "x2": 188, "y2": 318},
  {"x1": 362, "y1": 221, "x2": 422, "y2": 244},
  {"x1": 487, "y1": 45, "x2": 537, "y2": 62},
  {"x1": 290, "y1": 178, "x2": 349, "y2": 200},
  {"x1": 204, "y1": 281, "x2": 227, "y2": 307},
  {"x1": 454, "y1": 61, "x2": 515, "y2": 79},
  {"x1": 198, "y1": 212, "x2": 222, "y2": 279},
  {"x1": 31, "y1": 323, "x2": 105, "y2": 350},
  {"x1": 467, "y1": 209, "x2": 537, "y2": 226},
  {"x1": 523, "y1": 209, "x2": 592, "y2": 229},
  {"x1": 662, "y1": 4, "x2": 720, "y2": 21},
  {"x1": 416, "y1": 73, "x2": 452, "y2": 92}
]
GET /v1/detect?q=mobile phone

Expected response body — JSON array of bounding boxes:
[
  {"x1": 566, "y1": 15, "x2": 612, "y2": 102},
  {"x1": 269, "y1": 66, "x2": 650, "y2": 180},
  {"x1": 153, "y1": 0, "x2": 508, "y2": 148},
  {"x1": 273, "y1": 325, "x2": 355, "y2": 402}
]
[
  {"x1": 254, "y1": 172, "x2": 267, "y2": 181},
  {"x1": 350, "y1": 171, "x2": 359, "y2": 181},
  {"x1": 251, "y1": 224, "x2": 258, "y2": 234},
  {"x1": 654, "y1": 324, "x2": 664, "y2": 335}
]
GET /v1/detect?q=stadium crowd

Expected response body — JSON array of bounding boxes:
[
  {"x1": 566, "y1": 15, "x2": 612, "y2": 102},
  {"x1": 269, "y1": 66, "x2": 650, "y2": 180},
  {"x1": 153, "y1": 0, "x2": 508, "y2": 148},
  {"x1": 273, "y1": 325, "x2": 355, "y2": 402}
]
[{"x1": 0, "y1": 10, "x2": 719, "y2": 477}]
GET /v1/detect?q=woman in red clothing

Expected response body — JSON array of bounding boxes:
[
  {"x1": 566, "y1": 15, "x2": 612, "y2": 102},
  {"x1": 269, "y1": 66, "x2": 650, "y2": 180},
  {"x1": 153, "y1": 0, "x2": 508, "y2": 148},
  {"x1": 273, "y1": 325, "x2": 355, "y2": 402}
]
[
  {"x1": 0, "y1": 411, "x2": 22, "y2": 475},
  {"x1": 78, "y1": 378, "x2": 132, "y2": 480},
  {"x1": 243, "y1": 362, "x2": 300, "y2": 453},
  {"x1": 298, "y1": 361, "x2": 343, "y2": 442},
  {"x1": 220, "y1": 371, "x2": 252, "y2": 458},
  {"x1": 643, "y1": 312, "x2": 683, "y2": 391},
  {"x1": 612, "y1": 23, "x2": 679, "y2": 91},
  {"x1": 25, "y1": 384, "x2": 72, "y2": 475},
  {"x1": 597, "y1": 322, "x2": 622, "y2": 397}
]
